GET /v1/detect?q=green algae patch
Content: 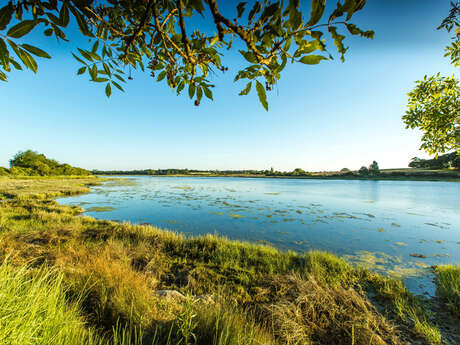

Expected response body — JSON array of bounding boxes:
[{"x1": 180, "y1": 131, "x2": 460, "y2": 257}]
[
  {"x1": 229, "y1": 213, "x2": 244, "y2": 219},
  {"x1": 172, "y1": 186, "x2": 193, "y2": 190},
  {"x1": 85, "y1": 206, "x2": 115, "y2": 212}
]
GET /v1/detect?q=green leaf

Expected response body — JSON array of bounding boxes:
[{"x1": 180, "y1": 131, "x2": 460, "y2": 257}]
[
  {"x1": 92, "y1": 40, "x2": 99, "y2": 54},
  {"x1": 7, "y1": 20, "x2": 38, "y2": 38},
  {"x1": 89, "y1": 64, "x2": 97, "y2": 80},
  {"x1": 188, "y1": 83, "x2": 196, "y2": 99},
  {"x1": 77, "y1": 66, "x2": 86, "y2": 75},
  {"x1": 299, "y1": 55, "x2": 327, "y2": 65},
  {"x1": 203, "y1": 86, "x2": 213, "y2": 100},
  {"x1": 114, "y1": 74, "x2": 126, "y2": 83},
  {"x1": 0, "y1": 4, "x2": 14, "y2": 31},
  {"x1": 177, "y1": 81, "x2": 185, "y2": 95},
  {"x1": 112, "y1": 80, "x2": 124, "y2": 92},
  {"x1": 307, "y1": 0, "x2": 326, "y2": 26},
  {"x1": 72, "y1": 53, "x2": 86, "y2": 65},
  {"x1": 21, "y1": 44, "x2": 51, "y2": 58},
  {"x1": 255, "y1": 81, "x2": 268, "y2": 111},
  {"x1": 78, "y1": 48, "x2": 93, "y2": 62},
  {"x1": 248, "y1": 2, "x2": 262, "y2": 23},
  {"x1": 92, "y1": 77, "x2": 109, "y2": 83},
  {"x1": 239, "y1": 50, "x2": 258, "y2": 64},
  {"x1": 69, "y1": 6, "x2": 92, "y2": 37},
  {"x1": 105, "y1": 83, "x2": 111, "y2": 97},
  {"x1": 103, "y1": 62, "x2": 111, "y2": 77},
  {"x1": 260, "y1": 3, "x2": 278, "y2": 22},
  {"x1": 236, "y1": 2, "x2": 247, "y2": 19},
  {"x1": 157, "y1": 70, "x2": 166, "y2": 81},
  {"x1": 12, "y1": 46, "x2": 37, "y2": 73},
  {"x1": 0, "y1": 38, "x2": 8, "y2": 65},
  {"x1": 59, "y1": 3, "x2": 69, "y2": 26},
  {"x1": 197, "y1": 86, "x2": 203, "y2": 102},
  {"x1": 239, "y1": 82, "x2": 252, "y2": 96},
  {"x1": 10, "y1": 59, "x2": 22, "y2": 70}
]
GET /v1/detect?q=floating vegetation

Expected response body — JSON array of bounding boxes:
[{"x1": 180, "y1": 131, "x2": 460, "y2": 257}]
[
  {"x1": 209, "y1": 212, "x2": 224, "y2": 216},
  {"x1": 171, "y1": 186, "x2": 193, "y2": 190},
  {"x1": 265, "y1": 215, "x2": 272, "y2": 218},
  {"x1": 229, "y1": 214, "x2": 244, "y2": 219},
  {"x1": 425, "y1": 222, "x2": 444, "y2": 228},
  {"x1": 410, "y1": 253, "x2": 427, "y2": 259},
  {"x1": 265, "y1": 192, "x2": 280, "y2": 195},
  {"x1": 85, "y1": 206, "x2": 115, "y2": 212},
  {"x1": 433, "y1": 253, "x2": 450, "y2": 258},
  {"x1": 395, "y1": 242, "x2": 408, "y2": 247},
  {"x1": 296, "y1": 210, "x2": 302, "y2": 214},
  {"x1": 105, "y1": 179, "x2": 138, "y2": 187},
  {"x1": 363, "y1": 213, "x2": 375, "y2": 218},
  {"x1": 377, "y1": 227, "x2": 385, "y2": 233},
  {"x1": 391, "y1": 222, "x2": 401, "y2": 227},
  {"x1": 435, "y1": 240, "x2": 444, "y2": 244},
  {"x1": 332, "y1": 212, "x2": 357, "y2": 219},
  {"x1": 275, "y1": 230, "x2": 289, "y2": 234},
  {"x1": 167, "y1": 220, "x2": 177, "y2": 224},
  {"x1": 292, "y1": 240, "x2": 305, "y2": 245}
]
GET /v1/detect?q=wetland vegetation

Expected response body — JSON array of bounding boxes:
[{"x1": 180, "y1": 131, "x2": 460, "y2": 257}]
[{"x1": 0, "y1": 176, "x2": 459, "y2": 345}]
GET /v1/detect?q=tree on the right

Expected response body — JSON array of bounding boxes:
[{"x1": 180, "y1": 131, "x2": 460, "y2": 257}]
[{"x1": 403, "y1": 1, "x2": 459, "y2": 157}]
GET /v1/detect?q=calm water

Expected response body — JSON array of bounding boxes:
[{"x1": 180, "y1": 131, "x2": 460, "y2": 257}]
[{"x1": 58, "y1": 176, "x2": 460, "y2": 295}]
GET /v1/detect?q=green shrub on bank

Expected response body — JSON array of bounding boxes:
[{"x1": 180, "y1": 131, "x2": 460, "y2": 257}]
[{"x1": 2, "y1": 150, "x2": 91, "y2": 177}]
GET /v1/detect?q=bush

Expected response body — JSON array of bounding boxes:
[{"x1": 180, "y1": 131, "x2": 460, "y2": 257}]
[
  {"x1": 368, "y1": 161, "x2": 380, "y2": 175},
  {"x1": 358, "y1": 166, "x2": 369, "y2": 176},
  {"x1": 7, "y1": 150, "x2": 91, "y2": 176}
]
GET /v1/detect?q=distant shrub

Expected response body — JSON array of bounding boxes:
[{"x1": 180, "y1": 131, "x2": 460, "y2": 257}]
[
  {"x1": 358, "y1": 166, "x2": 369, "y2": 176},
  {"x1": 8, "y1": 150, "x2": 91, "y2": 176},
  {"x1": 340, "y1": 168, "x2": 350, "y2": 172},
  {"x1": 368, "y1": 161, "x2": 380, "y2": 175}
]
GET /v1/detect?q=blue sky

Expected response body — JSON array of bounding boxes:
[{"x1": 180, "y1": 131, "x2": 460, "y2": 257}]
[{"x1": 1, "y1": 0, "x2": 458, "y2": 171}]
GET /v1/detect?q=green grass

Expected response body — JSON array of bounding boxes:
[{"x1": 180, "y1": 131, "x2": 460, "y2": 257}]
[
  {"x1": 435, "y1": 265, "x2": 460, "y2": 317},
  {"x1": 0, "y1": 177, "x2": 456, "y2": 344},
  {"x1": 0, "y1": 261, "x2": 109, "y2": 345}
]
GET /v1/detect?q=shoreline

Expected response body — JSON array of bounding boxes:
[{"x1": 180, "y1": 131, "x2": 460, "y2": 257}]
[{"x1": 95, "y1": 173, "x2": 460, "y2": 182}]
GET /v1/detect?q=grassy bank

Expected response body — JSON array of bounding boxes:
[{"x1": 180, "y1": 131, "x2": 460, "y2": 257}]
[{"x1": 0, "y1": 177, "x2": 459, "y2": 345}]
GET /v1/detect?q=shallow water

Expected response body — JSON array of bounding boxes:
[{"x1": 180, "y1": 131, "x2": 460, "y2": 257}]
[{"x1": 58, "y1": 176, "x2": 460, "y2": 295}]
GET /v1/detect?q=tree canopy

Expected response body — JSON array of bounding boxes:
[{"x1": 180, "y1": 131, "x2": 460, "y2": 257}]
[
  {"x1": 4, "y1": 150, "x2": 91, "y2": 176},
  {"x1": 0, "y1": 0, "x2": 373, "y2": 109},
  {"x1": 403, "y1": 2, "x2": 459, "y2": 156}
]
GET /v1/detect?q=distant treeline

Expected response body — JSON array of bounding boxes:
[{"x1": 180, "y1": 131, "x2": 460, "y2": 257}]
[
  {"x1": 409, "y1": 152, "x2": 460, "y2": 169},
  {"x1": 92, "y1": 167, "x2": 313, "y2": 176},
  {"x1": 0, "y1": 150, "x2": 91, "y2": 176}
]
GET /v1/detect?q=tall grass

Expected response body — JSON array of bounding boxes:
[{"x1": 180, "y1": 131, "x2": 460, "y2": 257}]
[
  {"x1": 0, "y1": 261, "x2": 106, "y2": 345},
  {"x1": 435, "y1": 265, "x2": 460, "y2": 317}
]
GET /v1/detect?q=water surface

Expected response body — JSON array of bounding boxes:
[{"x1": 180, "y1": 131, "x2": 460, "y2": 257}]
[{"x1": 58, "y1": 176, "x2": 460, "y2": 295}]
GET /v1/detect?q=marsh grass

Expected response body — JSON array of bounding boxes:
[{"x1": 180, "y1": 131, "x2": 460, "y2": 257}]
[
  {"x1": 0, "y1": 261, "x2": 106, "y2": 345},
  {"x1": 435, "y1": 265, "x2": 460, "y2": 317},
  {"x1": 0, "y1": 177, "x2": 453, "y2": 345}
]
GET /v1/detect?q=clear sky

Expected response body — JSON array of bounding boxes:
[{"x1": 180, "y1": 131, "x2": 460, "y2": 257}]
[{"x1": 1, "y1": 0, "x2": 458, "y2": 172}]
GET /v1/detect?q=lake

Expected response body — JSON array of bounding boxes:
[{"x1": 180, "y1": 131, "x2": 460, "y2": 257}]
[{"x1": 58, "y1": 176, "x2": 460, "y2": 295}]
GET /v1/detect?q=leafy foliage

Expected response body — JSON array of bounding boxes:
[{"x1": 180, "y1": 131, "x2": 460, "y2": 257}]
[
  {"x1": 358, "y1": 166, "x2": 368, "y2": 176},
  {"x1": 404, "y1": 3, "x2": 460, "y2": 156},
  {"x1": 7, "y1": 150, "x2": 91, "y2": 176},
  {"x1": 0, "y1": 0, "x2": 373, "y2": 109},
  {"x1": 409, "y1": 152, "x2": 460, "y2": 169},
  {"x1": 368, "y1": 160, "x2": 379, "y2": 175},
  {"x1": 403, "y1": 74, "x2": 459, "y2": 156},
  {"x1": 438, "y1": 1, "x2": 460, "y2": 67}
]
